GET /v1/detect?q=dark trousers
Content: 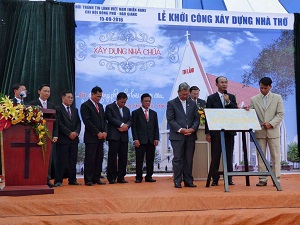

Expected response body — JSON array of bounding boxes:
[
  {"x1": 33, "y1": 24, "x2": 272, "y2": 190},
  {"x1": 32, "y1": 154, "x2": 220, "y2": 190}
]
[
  {"x1": 107, "y1": 140, "x2": 128, "y2": 182},
  {"x1": 210, "y1": 132, "x2": 234, "y2": 182},
  {"x1": 47, "y1": 144, "x2": 56, "y2": 182},
  {"x1": 135, "y1": 142, "x2": 155, "y2": 181},
  {"x1": 54, "y1": 143, "x2": 78, "y2": 184},
  {"x1": 171, "y1": 137, "x2": 195, "y2": 184},
  {"x1": 84, "y1": 142, "x2": 104, "y2": 184}
]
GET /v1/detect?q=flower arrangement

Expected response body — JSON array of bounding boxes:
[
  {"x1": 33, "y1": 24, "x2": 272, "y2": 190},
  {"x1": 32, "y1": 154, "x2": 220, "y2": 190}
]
[
  {"x1": 197, "y1": 104, "x2": 206, "y2": 126},
  {"x1": 0, "y1": 95, "x2": 51, "y2": 160}
]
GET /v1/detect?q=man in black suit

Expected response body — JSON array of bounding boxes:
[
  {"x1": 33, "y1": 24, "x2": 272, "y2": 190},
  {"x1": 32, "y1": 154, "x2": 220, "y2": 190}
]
[
  {"x1": 105, "y1": 92, "x2": 132, "y2": 184},
  {"x1": 29, "y1": 84, "x2": 56, "y2": 110},
  {"x1": 28, "y1": 84, "x2": 58, "y2": 188},
  {"x1": 205, "y1": 76, "x2": 237, "y2": 186},
  {"x1": 166, "y1": 82, "x2": 200, "y2": 188},
  {"x1": 132, "y1": 93, "x2": 159, "y2": 183},
  {"x1": 11, "y1": 82, "x2": 27, "y2": 105},
  {"x1": 189, "y1": 86, "x2": 206, "y2": 108},
  {"x1": 80, "y1": 86, "x2": 107, "y2": 186},
  {"x1": 54, "y1": 90, "x2": 81, "y2": 187}
]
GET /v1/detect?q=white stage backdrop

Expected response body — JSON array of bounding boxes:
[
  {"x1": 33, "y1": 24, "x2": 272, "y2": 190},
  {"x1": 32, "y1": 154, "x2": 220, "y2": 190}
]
[{"x1": 74, "y1": 4, "x2": 296, "y2": 164}]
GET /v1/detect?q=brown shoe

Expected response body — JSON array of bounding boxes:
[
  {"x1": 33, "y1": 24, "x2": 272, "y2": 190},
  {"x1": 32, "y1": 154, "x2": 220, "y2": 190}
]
[{"x1": 256, "y1": 181, "x2": 267, "y2": 187}]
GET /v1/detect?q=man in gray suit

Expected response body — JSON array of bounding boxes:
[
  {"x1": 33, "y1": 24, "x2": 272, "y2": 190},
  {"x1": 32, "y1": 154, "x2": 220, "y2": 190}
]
[
  {"x1": 166, "y1": 82, "x2": 200, "y2": 188},
  {"x1": 249, "y1": 77, "x2": 284, "y2": 186}
]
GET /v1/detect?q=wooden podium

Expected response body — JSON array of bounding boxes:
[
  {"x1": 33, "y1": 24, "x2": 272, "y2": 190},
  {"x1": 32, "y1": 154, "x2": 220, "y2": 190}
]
[
  {"x1": 0, "y1": 109, "x2": 55, "y2": 196},
  {"x1": 192, "y1": 126, "x2": 210, "y2": 180}
]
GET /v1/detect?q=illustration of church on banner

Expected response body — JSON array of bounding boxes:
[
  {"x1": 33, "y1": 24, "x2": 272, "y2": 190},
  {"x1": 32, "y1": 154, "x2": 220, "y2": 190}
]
[{"x1": 159, "y1": 31, "x2": 287, "y2": 169}]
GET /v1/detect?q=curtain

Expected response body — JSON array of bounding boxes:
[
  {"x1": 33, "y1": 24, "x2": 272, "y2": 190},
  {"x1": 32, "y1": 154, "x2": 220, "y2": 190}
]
[
  {"x1": 294, "y1": 13, "x2": 300, "y2": 158},
  {"x1": 0, "y1": 1, "x2": 75, "y2": 105}
]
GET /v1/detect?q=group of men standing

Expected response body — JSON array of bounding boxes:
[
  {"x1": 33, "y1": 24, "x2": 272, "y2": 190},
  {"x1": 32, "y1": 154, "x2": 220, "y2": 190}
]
[
  {"x1": 8, "y1": 74, "x2": 284, "y2": 189},
  {"x1": 11, "y1": 83, "x2": 160, "y2": 186},
  {"x1": 80, "y1": 88, "x2": 160, "y2": 185},
  {"x1": 167, "y1": 76, "x2": 284, "y2": 188}
]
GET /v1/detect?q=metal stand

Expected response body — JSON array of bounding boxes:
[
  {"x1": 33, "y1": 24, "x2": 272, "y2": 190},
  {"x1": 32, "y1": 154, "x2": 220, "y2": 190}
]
[{"x1": 206, "y1": 129, "x2": 281, "y2": 192}]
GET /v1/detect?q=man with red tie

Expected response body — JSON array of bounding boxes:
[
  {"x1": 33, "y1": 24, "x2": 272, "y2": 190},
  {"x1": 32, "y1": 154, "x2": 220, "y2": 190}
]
[
  {"x1": 132, "y1": 93, "x2": 159, "y2": 183},
  {"x1": 80, "y1": 86, "x2": 107, "y2": 186}
]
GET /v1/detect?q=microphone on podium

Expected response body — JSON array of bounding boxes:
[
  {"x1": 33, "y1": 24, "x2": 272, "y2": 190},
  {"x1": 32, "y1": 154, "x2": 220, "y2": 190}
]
[{"x1": 19, "y1": 91, "x2": 27, "y2": 105}]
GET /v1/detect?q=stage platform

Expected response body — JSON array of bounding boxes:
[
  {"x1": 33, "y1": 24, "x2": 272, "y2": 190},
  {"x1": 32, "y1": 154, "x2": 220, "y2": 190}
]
[{"x1": 0, "y1": 174, "x2": 300, "y2": 224}]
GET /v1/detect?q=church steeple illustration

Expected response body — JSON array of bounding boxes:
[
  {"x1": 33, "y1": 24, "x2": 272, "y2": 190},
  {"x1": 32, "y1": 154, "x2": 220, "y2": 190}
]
[{"x1": 160, "y1": 31, "x2": 211, "y2": 161}]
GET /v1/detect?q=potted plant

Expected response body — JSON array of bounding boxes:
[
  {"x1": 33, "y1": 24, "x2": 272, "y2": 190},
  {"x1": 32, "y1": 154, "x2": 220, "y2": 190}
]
[
  {"x1": 237, "y1": 160, "x2": 254, "y2": 171},
  {"x1": 281, "y1": 160, "x2": 292, "y2": 171}
]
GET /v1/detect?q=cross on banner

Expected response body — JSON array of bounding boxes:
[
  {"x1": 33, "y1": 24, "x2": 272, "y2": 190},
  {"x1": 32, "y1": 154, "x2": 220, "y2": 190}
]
[
  {"x1": 184, "y1": 30, "x2": 190, "y2": 42},
  {"x1": 11, "y1": 128, "x2": 40, "y2": 179}
]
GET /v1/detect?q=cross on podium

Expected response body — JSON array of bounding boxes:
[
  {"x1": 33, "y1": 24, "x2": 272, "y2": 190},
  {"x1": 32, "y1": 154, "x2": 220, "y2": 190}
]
[{"x1": 11, "y1": 128, "x2": 40, "y2": 179}]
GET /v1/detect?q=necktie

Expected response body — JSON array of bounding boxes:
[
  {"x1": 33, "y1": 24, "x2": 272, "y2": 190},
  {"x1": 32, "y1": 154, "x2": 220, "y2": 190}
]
[
  {"x1": 263, "y1": 96, "x2": 267, "y2": 109},
  {"x1": 119, "y1": 107, "x2": 123, "y2": 117},
  {"x1": 67, "y1": 106, "x2": 72, "y2": 119},
  {"x1": 42, "y1": 101, "x2": 47, "y2": 109},
  {"x1": 144, "y1": 109, "x2": 149, "y2": 121},
  {"x1": 221, "y1": 95, "x2": 225, "y2": 108},
  {"x1": 182, "y1": 101, "x2": 186, "y2": 114},
  {"x1": 95, "y1": 103, "x2": 99, "y2": 113}
]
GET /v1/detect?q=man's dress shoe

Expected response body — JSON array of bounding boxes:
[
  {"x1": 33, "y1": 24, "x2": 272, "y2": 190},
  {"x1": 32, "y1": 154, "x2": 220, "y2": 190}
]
[
  {"x1": 256, "y1": 181, "x2": 267, "y2": 186},
  {"x1": 228, "y1": 181, "x2": 235, "y2": 185},
  {"x1": 174, "y1": 183, "x2": 182, "y2": 188},
  {"x1": 145, "y1": 178, "x2": 156, "y2": 182},
  {"x1": 135, "y1": 179, "x2": 142, "y2": 183},
  {"x1": 94, "y1": 180, "x2": 106, "y2": 185},
  {"x1": 117, "y1": 179, "x2": 128, "y2": 183},
  {"x1": 109, "y1": 180, "x2": 117, "y2": 184},
  {"x1": 211, "y1": 181, "x2": 218, "y2": 186},
  {"x1": 184, "y1": 183, "x2": 197, "y2": 188},
  {"x1": 54, "y1": 182, "x2": 63, "y2": 187},
  {"x1": 85, "y1": 182, "x2": 94, "y2": 186},
  {"x1": 47, "y1": 180, "x2": 54, "y2": 188},
  {"x1": 68, "y1": 181, "x2": 80, "y2": 185}
]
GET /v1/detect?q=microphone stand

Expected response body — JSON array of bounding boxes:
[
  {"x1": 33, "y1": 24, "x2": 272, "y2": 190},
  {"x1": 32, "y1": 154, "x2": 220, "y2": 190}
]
[{"x1": 20, "y1": 94, "x2": 24, "y2": 105}]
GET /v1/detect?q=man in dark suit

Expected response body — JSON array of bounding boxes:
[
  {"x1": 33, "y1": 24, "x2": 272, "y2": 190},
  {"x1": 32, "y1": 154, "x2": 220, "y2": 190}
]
[
  {"x1": 28, "y1": 84, "x2": 56, "y2": 110},
  {"x1": 28, "y1": 84, "x2": 58, "y2": 188},
  {"x1": 132, "y1": 93, "x2": 159, "y2": 183},
  {"x1": 80, "y1": 86, "x2": 107, "y2": 186},
  {"x1": 205, "y1": 76, "x2": 238, "y2": 186},
  {"x1": 11, "y1": 82, "x2": 27, "y2": 105},
  {"x1": 189, "y1": 86, "x2": 206, "y2": 108},
  {"x1": 0, "y1": 83, "x2": 25, "y2": 176},
  {"x1": 2, "y1": 83, "x2": 27, "y2": 177},
  {"x1": 54, "y1": 90, "x2": 81, "y2": 187},
  {"x1": 105, "y1": 92, "x2": 132, "y2": 184},
  {"x1": 166, "y1": 82, "x2": 200, "y2": 188}
]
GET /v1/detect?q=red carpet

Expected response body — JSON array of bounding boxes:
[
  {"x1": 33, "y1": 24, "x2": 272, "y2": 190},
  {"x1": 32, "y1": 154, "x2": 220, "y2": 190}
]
[{"x1": 0, "y1": 174, "x2": 300, "y2": 224}]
